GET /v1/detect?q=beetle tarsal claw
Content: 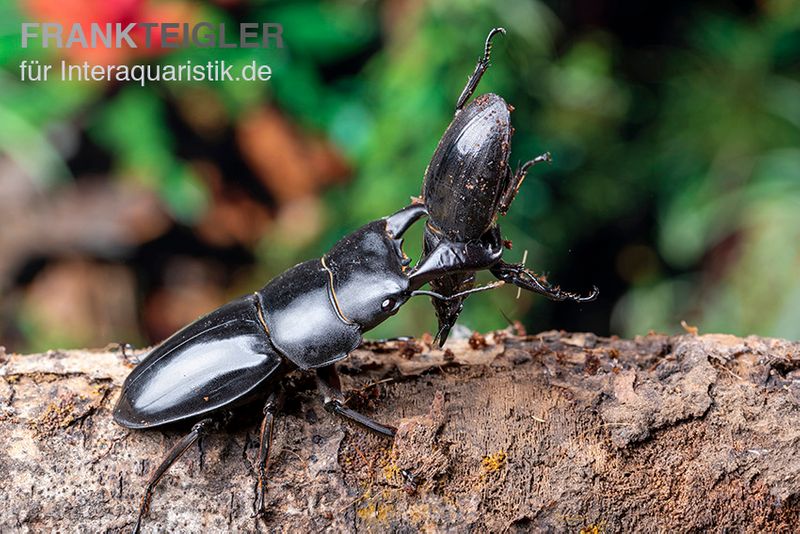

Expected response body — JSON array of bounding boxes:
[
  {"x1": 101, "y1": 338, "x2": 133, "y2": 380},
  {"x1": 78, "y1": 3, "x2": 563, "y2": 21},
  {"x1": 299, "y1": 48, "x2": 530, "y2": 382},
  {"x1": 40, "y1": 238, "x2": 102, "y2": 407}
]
[{"x1": 483, "y1": 27, "x2": 507, "y2": 61}]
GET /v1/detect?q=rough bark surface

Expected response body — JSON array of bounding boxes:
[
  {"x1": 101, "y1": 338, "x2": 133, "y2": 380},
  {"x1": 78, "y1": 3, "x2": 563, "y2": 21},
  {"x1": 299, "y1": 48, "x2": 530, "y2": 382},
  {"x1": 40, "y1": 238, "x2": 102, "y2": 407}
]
[{"x1": 1, "y1": 330, "x2": 799, "y2": 533}]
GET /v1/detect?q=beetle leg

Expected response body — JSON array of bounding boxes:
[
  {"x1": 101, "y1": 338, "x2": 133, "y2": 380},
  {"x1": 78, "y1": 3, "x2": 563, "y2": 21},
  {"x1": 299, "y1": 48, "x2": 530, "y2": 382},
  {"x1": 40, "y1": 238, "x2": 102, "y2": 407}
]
[
  {"x1": 253, "y1": 392, "x2": 283, "y2": 518},
  {"x1": 316, "y1": 365, "x2": 397, "y2": 438},
  {"x1": 498, "y1": 152, "x2": 552, "y2": 215},
  {"x1": 490, "y1": 260, "x2": 599, "y2": 302},
  {"x1": 117, "y1": 342, "x2": 140, "y2": 365},
  {"x1": 133, "y1": 418, "x2": 214, "y2": 534},
  {"x1": 456, "y1": 27, "x2": 506, "y2": 111}
]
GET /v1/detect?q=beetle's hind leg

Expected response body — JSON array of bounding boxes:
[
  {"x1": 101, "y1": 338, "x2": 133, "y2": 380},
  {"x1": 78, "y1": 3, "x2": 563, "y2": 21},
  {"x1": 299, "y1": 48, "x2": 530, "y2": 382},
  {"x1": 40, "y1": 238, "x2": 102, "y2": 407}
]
[
  {"x1": 316, "y1": 365, "x2": 397, "y2": 438},
  {"x1": 456, "y1": 27, "x2": 506, "y2": 111},
  {"x1": 490, "y1": 260, "x2": 599, "y2": 303},
  {"x1": 133, "y1": 418, "x2": 214, "y2": 534},
  {"x1": 499, "y1": 152, "x2": 552, "y2": 215},
  {"x1": 253, "y1": 392, "x2": 283, "y2": 518}
]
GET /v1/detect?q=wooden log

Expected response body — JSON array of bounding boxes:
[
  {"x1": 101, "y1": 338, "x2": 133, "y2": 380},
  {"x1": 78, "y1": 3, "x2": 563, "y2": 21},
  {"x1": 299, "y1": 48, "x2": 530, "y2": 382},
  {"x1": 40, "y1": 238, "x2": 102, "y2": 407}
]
[{"x1": 1, "y1": 331, "x2": 798, "y2": 532}]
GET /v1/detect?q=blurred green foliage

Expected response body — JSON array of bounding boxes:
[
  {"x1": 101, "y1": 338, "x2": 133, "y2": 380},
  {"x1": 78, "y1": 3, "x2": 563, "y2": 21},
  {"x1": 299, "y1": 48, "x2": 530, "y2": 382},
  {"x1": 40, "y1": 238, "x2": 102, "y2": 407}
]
[{"x1": 1, "y1": 0, "x2": 799, "y2": 352}]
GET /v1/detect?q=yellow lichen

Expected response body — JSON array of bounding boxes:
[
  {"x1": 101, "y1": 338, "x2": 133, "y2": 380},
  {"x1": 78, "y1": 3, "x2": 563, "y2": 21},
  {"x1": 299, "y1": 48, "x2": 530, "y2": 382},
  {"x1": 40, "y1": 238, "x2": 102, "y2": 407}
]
[
  {"x1": 356, "y1": 501, "x2": 393, "y2": 523},
  {"x1": 580, "y1": 523, "x2": 606, "y2": 534},
  {"x1": 481, "y1": 450, "x2": 507, "y2": 473},
  {"x1": 383, "y1": 462, "x2": 400, "y2": 482},
  {"x1": 408, "y1": 503, "x2": 432, "y2": 524},
  {"x1": 29, "y1": 396, "x2": 77, "y2": 437}
]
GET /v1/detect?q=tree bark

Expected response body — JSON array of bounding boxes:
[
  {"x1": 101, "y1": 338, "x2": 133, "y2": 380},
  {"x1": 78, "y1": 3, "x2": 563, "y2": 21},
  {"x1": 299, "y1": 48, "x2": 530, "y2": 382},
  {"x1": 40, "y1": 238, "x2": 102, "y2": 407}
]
[{"x1": 1, "y1": 330, "x2": 799, "y2": 532}]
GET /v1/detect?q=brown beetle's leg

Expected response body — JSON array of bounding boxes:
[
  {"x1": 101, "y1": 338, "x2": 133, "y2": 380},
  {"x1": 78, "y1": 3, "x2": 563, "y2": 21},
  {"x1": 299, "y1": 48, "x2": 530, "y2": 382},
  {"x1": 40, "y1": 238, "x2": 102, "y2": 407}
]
[
  {"x1": 133, "y1": 418, "x2": 214, "y2": 534},
  {"x1": 456, "y1": 27, "x2": 506, "y2": 111},
  {"x1": 498, "y1": 152, "x2": 552, "y2": 215},
  {"x1": 253, "y1": 392, "x2": 282, "y2": 518},
  {"x1": 316, "y1": 365, "x2": 396, "y2": 438},
  {"x1": 490, "y1": 260, "x2": 599, "y2": 302}
]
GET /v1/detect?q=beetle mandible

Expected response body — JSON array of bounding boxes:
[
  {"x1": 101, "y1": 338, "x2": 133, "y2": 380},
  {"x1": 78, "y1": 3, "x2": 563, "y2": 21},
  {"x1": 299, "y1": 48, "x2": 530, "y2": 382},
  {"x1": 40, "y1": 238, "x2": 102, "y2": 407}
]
[
  {"x1": 113, "y1": 204, "x2": 504, "y2": 532},
  {"x1": 418, "y1": 28, "x2": 598, "y2": 345}
]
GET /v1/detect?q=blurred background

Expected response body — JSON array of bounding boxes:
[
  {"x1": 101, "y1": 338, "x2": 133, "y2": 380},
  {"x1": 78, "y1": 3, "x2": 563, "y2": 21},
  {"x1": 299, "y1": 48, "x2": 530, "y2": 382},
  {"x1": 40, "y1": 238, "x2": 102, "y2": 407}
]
[{"x1": 0, "y1": 0, "x2": 799, "y2": 354}]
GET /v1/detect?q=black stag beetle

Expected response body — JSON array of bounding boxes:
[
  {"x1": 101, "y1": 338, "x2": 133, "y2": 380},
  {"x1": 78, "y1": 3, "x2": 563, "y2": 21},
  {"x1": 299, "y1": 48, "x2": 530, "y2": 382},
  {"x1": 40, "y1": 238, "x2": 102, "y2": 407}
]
[
  {"x1": 113, "y1": 204, "x2": 505, "y2": 532},
  {"x1": 418, "y1": 27, "x2": 599, "y2": 345}
]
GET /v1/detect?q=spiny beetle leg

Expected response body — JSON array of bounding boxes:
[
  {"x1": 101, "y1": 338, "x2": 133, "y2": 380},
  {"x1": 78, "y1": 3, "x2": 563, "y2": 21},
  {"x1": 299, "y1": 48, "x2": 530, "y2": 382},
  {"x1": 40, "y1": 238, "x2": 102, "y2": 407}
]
[
  {"x1": 499, "y1": 152, "x2": 552, "y2": 215},
  {"x1": 253, "y1": 392, "x2": 284, "y2": 519},
  {"x1": 456, "y1": 27, "x2": 506, "y2": 111},
  {"x1": 489, "y1": 260, "x2": 599, "y2": 303},
  {"x1": 316, "y1": 365, "x2": 396, "y2": 438},
  {"x1": 133, "y1": 418, "x2": 214, "y2": 534}
]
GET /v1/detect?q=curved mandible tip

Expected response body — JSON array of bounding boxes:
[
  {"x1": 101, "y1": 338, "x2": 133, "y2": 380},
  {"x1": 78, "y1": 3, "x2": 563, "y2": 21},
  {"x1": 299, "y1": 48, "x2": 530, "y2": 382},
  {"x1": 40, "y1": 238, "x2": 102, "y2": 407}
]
[
  {"x1": 518, "y1": 269, "x2": 600, "y2": 303},
  {"x1": 554, "y1": 283, "x2": 600, "y2": 303},
  {"x1": 384, "y1": 203, "x2": 428, "y2": 239},
  {"x1": 580, "y1": 285, "x2": 601, "y2": 302}
]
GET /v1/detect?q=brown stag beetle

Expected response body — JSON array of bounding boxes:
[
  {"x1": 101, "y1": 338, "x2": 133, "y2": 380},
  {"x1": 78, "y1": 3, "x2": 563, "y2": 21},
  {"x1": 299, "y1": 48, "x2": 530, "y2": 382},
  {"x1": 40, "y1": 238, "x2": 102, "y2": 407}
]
[
  {"x1": 114, "y1": 204, "x2": 505, "y2": 532},
  {"x1": 419, "y1": 27, "x2": 599, "y2": 345}
]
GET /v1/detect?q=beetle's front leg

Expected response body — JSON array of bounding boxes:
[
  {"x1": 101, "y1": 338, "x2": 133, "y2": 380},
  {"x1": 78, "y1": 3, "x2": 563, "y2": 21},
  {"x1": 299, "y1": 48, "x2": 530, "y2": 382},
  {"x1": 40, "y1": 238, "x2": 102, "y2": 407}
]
[
  {"x1": 133, "y1": 418, "x2": 215, "y2": 534},
  {"x1": 253, "y1": 392, "x2": 283, "y2": 519},
  {"x1": 316, "y1": 365, "x2": 396, "y2": 438},
  {"x1": 490, "y1": 260, "x2": 599, "y2": 302}
]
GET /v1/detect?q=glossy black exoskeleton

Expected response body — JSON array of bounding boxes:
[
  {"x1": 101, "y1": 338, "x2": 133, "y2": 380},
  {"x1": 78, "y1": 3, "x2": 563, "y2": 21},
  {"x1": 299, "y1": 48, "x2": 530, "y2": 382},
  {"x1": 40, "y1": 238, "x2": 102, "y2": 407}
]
[
  {"x1": 419, "y1": 28, "x2": 599, "y2": 345},
  {"x1": 114, "y1": 204, "x2": 504, "y2": 533}
]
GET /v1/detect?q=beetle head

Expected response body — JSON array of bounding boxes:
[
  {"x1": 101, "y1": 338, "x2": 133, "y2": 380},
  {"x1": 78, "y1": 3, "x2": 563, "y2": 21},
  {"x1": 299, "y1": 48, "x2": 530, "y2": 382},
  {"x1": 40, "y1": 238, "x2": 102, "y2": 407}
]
[
  {"x1": 324, "y1": 207, "x2": 506, "y2": 333},
  {"x1": 324, "y1": 206, "x2": 427, "y2": 331},
  {"x1": 407, "y1": 225, "x2": 503, "y2": 289}
]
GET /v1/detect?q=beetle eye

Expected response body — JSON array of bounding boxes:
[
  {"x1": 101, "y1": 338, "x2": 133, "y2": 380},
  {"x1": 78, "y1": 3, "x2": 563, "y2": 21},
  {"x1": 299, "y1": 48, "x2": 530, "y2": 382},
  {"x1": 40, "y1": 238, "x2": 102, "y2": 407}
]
[{"x1": 381, "y1": 298, "x2": 396, "y2": 311}]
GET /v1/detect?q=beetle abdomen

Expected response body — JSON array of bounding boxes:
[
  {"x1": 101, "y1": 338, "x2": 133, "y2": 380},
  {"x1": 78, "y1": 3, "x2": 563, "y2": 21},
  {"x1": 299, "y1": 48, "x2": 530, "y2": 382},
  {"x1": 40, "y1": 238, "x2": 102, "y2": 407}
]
[
  {"x1": 113, "y1": 295, "x2": 284, "y2": 429},
  {"x1": 423, "y1": 93, "x2": 511, "y2": 240}
]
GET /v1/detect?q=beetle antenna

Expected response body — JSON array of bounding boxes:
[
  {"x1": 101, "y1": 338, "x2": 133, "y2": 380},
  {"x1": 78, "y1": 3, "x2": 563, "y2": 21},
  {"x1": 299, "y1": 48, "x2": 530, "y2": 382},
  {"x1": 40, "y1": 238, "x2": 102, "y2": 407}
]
[
  {"x1": 411, "y1": 281, "x2": 505, "y2": 301},
  {"x1": 498, "y1": 306, "x2": 515, "y2": 328}
]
